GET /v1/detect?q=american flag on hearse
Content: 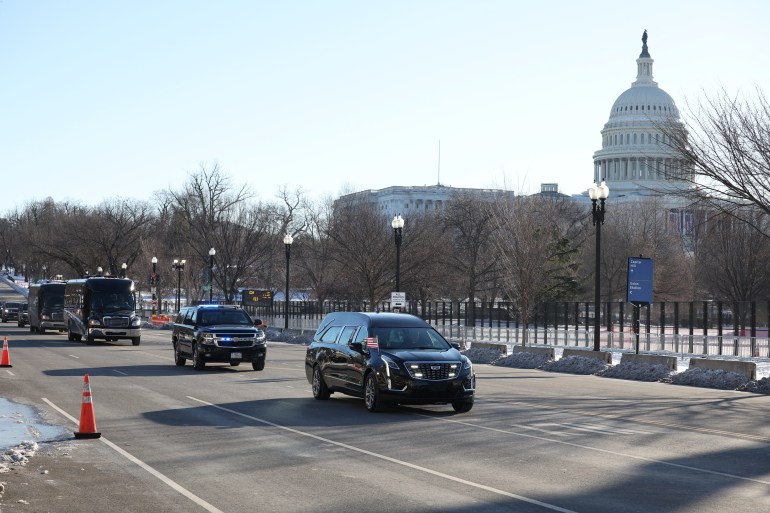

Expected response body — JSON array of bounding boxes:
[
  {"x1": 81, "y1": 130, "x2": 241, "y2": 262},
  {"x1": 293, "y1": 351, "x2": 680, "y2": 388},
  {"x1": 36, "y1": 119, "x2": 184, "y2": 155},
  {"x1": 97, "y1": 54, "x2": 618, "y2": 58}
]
[{"x1": 366, "y1": 337, "x2": 379, "y2": 349}]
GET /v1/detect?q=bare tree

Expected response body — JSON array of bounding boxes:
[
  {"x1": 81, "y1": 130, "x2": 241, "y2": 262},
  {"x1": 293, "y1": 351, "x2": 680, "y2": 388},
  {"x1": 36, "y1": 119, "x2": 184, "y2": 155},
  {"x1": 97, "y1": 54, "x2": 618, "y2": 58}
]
[
  {"x1": 490, "y1": 195, "x2": 585, "y2": 344},
  {"x1": 438, "y1": 192, "x2": 499, "y2": 302},
  {"x1": 594, "y1": 197, "x2": 694, "y2": 302},
  {"x1": 659, "y1": 88, "x2": 770, "y2": 232},
  {"x1": 168, "y1": 162, "x2": 278, "y2": 303}
]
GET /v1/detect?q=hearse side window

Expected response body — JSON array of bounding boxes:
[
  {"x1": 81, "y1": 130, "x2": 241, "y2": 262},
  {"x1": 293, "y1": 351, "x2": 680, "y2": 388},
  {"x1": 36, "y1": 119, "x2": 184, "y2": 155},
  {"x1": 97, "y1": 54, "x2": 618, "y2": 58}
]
[
  {"x1": 338, "y1": 326, "x2": 358, "y2": 345},
  {"x1": 353, "y1": 326, "x2": 369, "y2": 343},
  {"x1": 320, "y1": 326, "x2": 342, "y2": 343}
]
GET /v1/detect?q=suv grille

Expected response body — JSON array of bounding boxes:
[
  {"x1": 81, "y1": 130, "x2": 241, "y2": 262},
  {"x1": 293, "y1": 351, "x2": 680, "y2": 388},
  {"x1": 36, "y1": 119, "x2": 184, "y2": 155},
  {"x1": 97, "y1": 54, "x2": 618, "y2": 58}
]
[
  {"x1": 406, "y1": 362, "x2": 461, "y2": 381},
  {"x1": 103, "y1": 316, "x2": 129, "y2": 328},
  {"x1": 52, "y1": 311, "x2": 63, "y2": 321},
  {"x1": 217, "y1": 337, "x2": 256, "y2": 347}
]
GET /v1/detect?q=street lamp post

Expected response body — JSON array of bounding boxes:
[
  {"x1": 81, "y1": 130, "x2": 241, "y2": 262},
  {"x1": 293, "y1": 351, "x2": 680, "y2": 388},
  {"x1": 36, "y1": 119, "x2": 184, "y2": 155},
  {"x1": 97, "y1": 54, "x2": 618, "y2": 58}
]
[
  {"x1": 172, "y1": 259, "x2": 186, "y2": 313},
  {"x1": 42, "y1": 265, "x2": 47, "y2": 281},
  {"x1": 121, "y1": 263, "x2": 127, "y2": 278},
  {"x1": 283, "y1": 234, "x2": 293, "y2": 330},
  {"x1": 97, "y1": 266, "x2": 103, "y2": 277},
  {"x1": 589, "y1": 180, "x2": 610, "y2": 352},
  {"x1": 391, "y1": 214, "x2": 404, "y2": 292},
  {"x1": 151, "y1": 257, "x2": 158, "y2": 316},
  {"x1": 208, "y1": 248, "x2": 216, "y2": 303}
]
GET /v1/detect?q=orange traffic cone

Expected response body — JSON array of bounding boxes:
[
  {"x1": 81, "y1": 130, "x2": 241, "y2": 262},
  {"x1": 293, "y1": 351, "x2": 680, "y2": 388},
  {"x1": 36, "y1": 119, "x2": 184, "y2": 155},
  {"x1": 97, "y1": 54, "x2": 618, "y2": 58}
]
[
  {"x1": 0, "y1": 337, "x2": 11, "y2": 368},
  {"x1": 74, "y1": 374, "x2": 101, "y2": 439}
]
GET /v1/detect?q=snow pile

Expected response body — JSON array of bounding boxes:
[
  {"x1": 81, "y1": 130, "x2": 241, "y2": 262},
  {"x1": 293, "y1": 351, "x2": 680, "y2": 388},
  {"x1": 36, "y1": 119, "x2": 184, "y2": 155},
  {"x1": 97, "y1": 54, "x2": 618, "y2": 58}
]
[
  {"x1": 493, "y1": 351, "x2": 550, "y2": 369},
  {"x1": 669, "y1": 367, "x2": 749, "y2": 390},
  {"x1": 0, "y1": 441, "x2": 38, "y2": 473},
  {"x1": 462, "y1": 347, "x2": 504, "y2": 364},
  {"x1": 542, "y1": 355, "x2": 610, "y2": 375},
  {"x1": 741, "y1": 377, "x2": 770, "y2": 394},
  {"x1": 599, "y1": 362, "x2": 674, "y2": 382}
]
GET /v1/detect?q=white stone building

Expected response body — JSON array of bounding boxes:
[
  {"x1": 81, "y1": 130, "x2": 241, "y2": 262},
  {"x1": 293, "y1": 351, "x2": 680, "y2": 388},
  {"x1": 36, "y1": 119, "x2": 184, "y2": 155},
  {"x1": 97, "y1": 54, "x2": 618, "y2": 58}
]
[{"x1": 593, "y1": 31, "x2": 690, "y2": 200}]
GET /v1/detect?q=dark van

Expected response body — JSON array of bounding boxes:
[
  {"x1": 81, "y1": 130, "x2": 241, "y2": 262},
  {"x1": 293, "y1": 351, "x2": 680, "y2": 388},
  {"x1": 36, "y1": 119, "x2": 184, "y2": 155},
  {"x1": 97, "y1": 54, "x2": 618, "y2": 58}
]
[
  {"x1": 63, "y1": 277, "x2": 141, "y2": 345},
  {"x1": 28, "y1": 282, "x2": 66, "y2": 334},
  {"x1": 305, "y1": 312, "x2": 475, "y2": 412}
]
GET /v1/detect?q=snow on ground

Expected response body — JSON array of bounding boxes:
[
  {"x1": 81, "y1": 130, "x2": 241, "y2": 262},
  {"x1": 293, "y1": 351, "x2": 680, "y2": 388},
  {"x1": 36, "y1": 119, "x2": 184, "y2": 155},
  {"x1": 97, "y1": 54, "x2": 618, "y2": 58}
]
[{"x1": 462, "y1": 346, "x2": 770, "y2": 394}]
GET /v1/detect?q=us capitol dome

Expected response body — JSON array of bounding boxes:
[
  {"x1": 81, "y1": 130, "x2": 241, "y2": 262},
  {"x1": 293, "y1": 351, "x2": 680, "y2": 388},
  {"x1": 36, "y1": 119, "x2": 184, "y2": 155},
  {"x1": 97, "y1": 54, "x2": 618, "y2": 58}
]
[{"x1": 592, "y1": 31, "x2": 690, "y2": 199}]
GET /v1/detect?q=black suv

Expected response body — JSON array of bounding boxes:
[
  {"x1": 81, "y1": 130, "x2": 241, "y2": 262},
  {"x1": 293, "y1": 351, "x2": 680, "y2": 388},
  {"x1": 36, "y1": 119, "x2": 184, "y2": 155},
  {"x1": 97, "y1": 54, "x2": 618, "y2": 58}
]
[
  {"x1": 305, "y1": 312, "x2": 475, "y2": 412},
  {"x1": 172, "y1": 305, "x2": 267, "y2": 371},
  {"x1": 1, "y1": 301, "x2": 24, "y2": 322}
]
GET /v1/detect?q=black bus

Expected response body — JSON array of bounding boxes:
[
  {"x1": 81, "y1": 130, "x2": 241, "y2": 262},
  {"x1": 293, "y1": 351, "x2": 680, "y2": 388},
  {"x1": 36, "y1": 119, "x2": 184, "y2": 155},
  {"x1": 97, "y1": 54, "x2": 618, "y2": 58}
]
[
  {"x1": 28, "y1": 281, "x2": 66, "y2": 334},
  {"x1": 63, "y1": 277, "x2": 141, "y2": 345}
]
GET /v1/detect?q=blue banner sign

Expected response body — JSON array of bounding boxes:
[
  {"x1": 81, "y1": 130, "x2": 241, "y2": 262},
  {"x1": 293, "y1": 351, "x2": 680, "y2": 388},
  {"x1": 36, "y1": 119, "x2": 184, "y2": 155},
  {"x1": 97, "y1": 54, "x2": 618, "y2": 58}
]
[{"x1": 627, "y1": 257, "x2": 654, "y2": 305}]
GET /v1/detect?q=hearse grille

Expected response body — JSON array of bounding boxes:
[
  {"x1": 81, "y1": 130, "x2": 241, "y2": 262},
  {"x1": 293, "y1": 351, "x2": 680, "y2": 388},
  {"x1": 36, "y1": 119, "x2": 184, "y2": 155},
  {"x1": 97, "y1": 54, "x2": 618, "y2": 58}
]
[{"x1": 405, "y1": 362, "x2": 461, "y2": 381}]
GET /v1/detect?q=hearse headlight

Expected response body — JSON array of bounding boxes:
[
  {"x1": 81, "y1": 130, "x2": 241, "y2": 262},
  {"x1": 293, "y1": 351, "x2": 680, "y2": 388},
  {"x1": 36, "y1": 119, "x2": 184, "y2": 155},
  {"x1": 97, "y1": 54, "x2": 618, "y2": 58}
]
[
  {"x1": 41, "y1": 314, "x2": 50, "y2": 320},
  {"x1": 380, "y1": 354, "x2": 400, "y2": 371}
]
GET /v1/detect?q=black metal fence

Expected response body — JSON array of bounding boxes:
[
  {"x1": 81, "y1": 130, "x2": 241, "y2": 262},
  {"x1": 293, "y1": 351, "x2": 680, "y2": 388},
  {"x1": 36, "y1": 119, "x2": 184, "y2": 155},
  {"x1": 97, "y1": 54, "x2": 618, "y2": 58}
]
[{"x1": 251, "y1": 300, "x2": 770, "y2": 336}]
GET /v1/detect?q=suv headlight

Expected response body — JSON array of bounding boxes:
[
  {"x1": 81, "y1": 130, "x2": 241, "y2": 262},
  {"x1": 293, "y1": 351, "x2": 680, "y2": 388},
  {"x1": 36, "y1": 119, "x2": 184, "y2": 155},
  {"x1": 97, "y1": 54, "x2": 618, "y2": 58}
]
[
  {"x1": 201, "y1": 333, "x2": 216, "y2": 343},
  {"x1": 130, "y1": 317, "x2": 141, "y2": 327},
  {"x1": 89, "y1": 318, "x2": 101, "y2": 327},
  {"x1": 255, "y1": 329, "x2": 266, "y2": 343},
  {"x1": 462, "y1": 356, "x2": 473, "y2": 370}
]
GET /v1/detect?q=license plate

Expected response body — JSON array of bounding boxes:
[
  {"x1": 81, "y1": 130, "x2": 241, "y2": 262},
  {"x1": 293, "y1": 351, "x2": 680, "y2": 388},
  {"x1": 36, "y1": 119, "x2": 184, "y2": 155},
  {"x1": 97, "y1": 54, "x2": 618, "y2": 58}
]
[{"x1": 231, "y1": 352, "x2": 242, "y2": 359}]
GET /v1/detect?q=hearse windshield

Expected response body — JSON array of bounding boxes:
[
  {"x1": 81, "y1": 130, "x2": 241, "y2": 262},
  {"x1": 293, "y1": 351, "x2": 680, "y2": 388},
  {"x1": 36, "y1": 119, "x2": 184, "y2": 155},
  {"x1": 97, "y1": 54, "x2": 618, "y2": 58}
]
[
  {"x1": 92, "y1": 292, "x2": 135, "y2": 312},
  {"x1": 371, "y1": 327, "x2": 451, "y2": 351}
]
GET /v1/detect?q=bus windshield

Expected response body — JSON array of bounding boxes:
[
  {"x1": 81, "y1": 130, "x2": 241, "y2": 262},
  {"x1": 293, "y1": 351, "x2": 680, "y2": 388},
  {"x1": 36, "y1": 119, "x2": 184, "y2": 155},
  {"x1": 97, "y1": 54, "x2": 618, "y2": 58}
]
[{"x1": 91, "y1": 292, "x2": 135, "y2": 312}]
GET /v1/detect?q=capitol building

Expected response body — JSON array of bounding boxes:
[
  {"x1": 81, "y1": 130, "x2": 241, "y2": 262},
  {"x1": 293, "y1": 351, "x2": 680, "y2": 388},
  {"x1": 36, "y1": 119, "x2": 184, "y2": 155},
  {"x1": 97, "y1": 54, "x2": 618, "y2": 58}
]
[{"x1": 593, "y1": 31, "x2": 691, "y2": 200}]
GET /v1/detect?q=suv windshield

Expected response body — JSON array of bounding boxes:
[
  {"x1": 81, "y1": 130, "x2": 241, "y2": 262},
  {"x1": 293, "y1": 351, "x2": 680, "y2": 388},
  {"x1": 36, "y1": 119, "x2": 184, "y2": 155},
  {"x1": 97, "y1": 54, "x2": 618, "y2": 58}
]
[
  {"x1": 371, "y1": 327, "x2": 450, "y2": 351},
  {"x1": 198, "y1": 310, "x2": 253, "y2": 326},
  {"x1": 4, "y1": 302, "x2": 23, "y2": 309}
]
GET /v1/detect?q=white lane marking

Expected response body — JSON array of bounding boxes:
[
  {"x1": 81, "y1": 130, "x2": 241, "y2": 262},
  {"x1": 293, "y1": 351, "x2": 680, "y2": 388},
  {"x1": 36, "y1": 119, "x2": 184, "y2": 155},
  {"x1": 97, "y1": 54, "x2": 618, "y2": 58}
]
[
  {"x1": 41, "y1": 398, "x2": 225, "y2": 513},
  {"x1": 113, "y1": 370, "x2": 128, "y2": 376},
  {"x1": 4, "y1": 369, "x2": 14, "y2": 376},
  {"x1": 68, "y1": 355, "x2": 80, "y2": 359},
  {"x1": 187, "y1": 396, "x2": 579, "y2": 513},
  {"x1": 423, "y1": 414, "x2": 770, "y2": 485}
]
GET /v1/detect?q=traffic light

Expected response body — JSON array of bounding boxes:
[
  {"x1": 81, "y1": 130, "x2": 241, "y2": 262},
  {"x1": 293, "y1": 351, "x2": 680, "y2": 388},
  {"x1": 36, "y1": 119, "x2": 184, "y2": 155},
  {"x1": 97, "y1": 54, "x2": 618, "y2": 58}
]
[{"x1": 149, "y1": 273, "x2": 161, "y2": 286}]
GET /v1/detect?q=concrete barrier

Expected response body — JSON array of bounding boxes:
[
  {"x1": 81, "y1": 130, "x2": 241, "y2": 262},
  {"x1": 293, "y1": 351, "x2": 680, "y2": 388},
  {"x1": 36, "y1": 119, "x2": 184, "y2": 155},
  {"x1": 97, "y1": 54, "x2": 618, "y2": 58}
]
[
  {"x1": 469, "y1": 342, "x2": 508, "y2": 355},
  {"x1": 688, "y1": 358, "x2": 756, "y2": 380},
  {"x1": 620, "y1": 353, "x2": 677, "y2": 370},
  {"x1": 513, "y1": 345, "x2": 555, "y2": 360},
  {"x1": 561, "y1": 348, "x2": 612, "y2": 363}
]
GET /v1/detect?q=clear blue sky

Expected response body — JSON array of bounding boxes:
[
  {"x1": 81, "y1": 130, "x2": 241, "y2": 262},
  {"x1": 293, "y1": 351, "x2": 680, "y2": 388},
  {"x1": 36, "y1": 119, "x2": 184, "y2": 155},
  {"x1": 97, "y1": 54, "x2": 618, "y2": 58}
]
[{"x1": 2, "y1": 1, "x2": 768, "y2": 212}]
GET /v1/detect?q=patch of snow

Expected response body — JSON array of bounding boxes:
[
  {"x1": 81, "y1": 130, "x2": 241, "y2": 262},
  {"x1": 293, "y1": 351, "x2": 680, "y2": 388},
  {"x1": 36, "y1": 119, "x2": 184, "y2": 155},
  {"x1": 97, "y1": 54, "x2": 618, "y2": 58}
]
[{"x1": 0, "y1": 441, "x2": 39, "y2": 473}]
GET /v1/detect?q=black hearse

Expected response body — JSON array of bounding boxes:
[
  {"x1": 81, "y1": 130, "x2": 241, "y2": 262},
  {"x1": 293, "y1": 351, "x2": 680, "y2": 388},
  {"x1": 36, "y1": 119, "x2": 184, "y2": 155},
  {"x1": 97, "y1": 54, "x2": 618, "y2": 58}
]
[
  {"x1": 305, "y1": 312, "x2": 475, "y2": 413},
  {"x1": 63, "y1": 277, "x2": 141, "y2": 345}
]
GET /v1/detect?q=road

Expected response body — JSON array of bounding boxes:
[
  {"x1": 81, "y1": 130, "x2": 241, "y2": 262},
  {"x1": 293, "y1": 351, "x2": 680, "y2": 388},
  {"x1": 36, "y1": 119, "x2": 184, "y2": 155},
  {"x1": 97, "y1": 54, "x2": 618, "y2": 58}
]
[{"x1": 2, "y1": 290, "x2": 770, "y2": 511}]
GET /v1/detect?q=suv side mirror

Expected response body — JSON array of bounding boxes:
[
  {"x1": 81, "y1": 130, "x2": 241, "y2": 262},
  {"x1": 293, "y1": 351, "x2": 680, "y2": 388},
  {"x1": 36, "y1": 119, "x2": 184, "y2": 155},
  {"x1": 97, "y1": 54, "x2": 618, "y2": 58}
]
[
  {"x1": 255, "y1": 320, "x2": 266, "y2": 328},
  {"x1": 349, "y1": 341, "x2": 364, "y2": 353},
  {"x1": 450, "y1": 342, "x2": 461, "y2": 350}
]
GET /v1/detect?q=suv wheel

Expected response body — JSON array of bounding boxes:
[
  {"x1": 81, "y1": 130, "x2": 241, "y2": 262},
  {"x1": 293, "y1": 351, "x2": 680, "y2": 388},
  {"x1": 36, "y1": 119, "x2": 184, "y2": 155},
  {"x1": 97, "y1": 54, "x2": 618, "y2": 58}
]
[
  {"x1": 312, "y1": 365, "x2": 330, "y2": 400},
  {"x1": 131, "y1": 337, "x2": 141, "y2": 346},
  {"x1": 364, "y1": 373, "x2": 385, "y2": 412},
  {"x1": 174, "y1": 343, "x2": 186, "y2": 367},
  {"x1": 192, "y1": 344, "x2": 205, "y2": 370},
  {"x1": 252, "y1": 358, "x2": 265, "y2": 371}
]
